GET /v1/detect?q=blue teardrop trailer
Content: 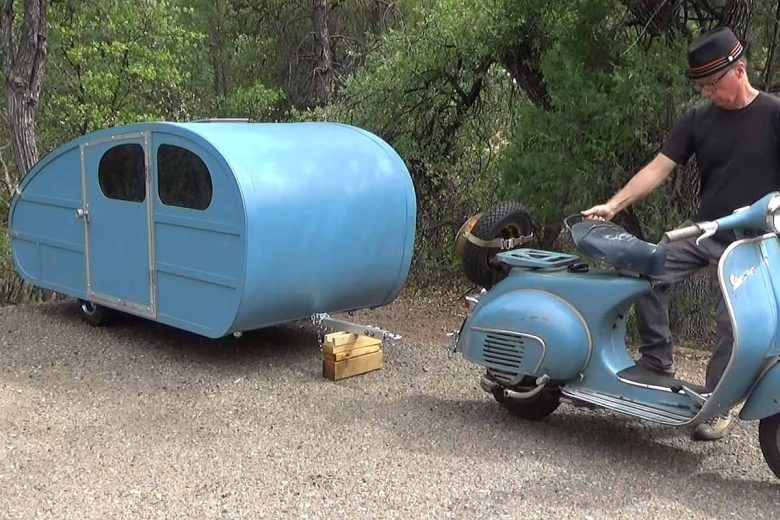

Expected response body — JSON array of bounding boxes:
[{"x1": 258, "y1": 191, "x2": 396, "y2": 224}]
[{"x1": 8, "y1": 122, "x2": 416, "y2": 338}]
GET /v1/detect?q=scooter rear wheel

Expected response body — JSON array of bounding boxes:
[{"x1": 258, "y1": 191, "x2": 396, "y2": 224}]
[
  {"x1": 492, "y1": 388, "x2": 560, "y2": 421},
  {"x1": 758, "y1": 412, "x2": 780, "y2": 478}
]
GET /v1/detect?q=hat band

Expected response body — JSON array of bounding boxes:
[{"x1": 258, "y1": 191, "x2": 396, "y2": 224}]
[{"x1": 690, "y1": 41, "x2": 743, "y2": 77}]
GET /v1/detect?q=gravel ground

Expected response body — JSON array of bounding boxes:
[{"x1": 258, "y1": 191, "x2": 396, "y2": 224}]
[{"x1": 0, "y1": 290, "x2": 778, "y2": 519}]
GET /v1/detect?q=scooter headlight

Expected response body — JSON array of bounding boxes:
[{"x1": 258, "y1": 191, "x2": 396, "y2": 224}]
[{"x1": 768, "y1": 194, "x2": 780, "y2": 233}]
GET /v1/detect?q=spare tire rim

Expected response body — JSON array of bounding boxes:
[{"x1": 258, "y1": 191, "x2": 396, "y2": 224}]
[{"x1": 454, "y1": 212, "x2": 483, "y2": 259}]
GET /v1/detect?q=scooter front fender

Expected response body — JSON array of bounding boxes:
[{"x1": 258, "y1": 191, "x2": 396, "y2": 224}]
[{"x1": 740, "y1": 359, "x2": 780, "y2": 420}]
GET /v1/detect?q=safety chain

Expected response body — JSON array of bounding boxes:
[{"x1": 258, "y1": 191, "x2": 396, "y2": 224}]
[{"x1": 311, "y1": 312, "x2": 327, "y2": 351}]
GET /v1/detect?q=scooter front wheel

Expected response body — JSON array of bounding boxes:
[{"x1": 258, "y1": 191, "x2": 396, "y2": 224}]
[
  {"x1": 492, "y1": 388, "x2": 560, "y2": 421},
  {"x1": 759, "y1": 412, "x2": 780, "y2": 478}
]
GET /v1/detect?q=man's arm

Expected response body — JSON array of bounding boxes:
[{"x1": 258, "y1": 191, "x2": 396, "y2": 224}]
[{"x1": 582, "y1": 153, "x2": 677, "y2": 220}]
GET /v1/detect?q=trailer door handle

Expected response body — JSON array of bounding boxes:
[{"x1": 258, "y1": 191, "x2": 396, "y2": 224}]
[{"x1": 75, "y1": 208, "x2": 89, "y2": 223}]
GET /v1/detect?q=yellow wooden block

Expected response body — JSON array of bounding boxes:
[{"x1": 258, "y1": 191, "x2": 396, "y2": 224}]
[
  {"x1": 324, "y1": 331, "x2": 356, "y2": 347},
  {"x1": 324, "y1": 343, "x2": 381, "y2": 362},
  {"x1": 323, "y1": 334, "x2": 382, "y2": 355},
  {"x1": 323, "y1": 350, "x2": 384, "y2": 381}
]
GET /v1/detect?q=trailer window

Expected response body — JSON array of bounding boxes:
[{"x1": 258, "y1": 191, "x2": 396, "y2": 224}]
[
  {"x1": 157, "y1": 145, "x2": 213, "y2": 210},
  {"x1": 98, "y1": 144, "x2": 146, "y2": 203}
]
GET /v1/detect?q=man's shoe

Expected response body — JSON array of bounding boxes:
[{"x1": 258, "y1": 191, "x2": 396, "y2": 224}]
[
  {"x1": 636, "y1": 356, "x2": 676, "y2": 377},
  {"x1": 693, "y1": 411, "x2": 733, "y2": 441}
]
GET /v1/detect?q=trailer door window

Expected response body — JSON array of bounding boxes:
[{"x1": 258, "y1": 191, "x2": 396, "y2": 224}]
[
  {"x1": 98, "y1": 144, "x2": 146, "y2": 203},
  {"x1": 157, "y1": 145, "x2": 213, "y2": 210}
]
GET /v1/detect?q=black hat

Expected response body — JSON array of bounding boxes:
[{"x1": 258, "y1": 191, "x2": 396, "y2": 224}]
[{"x1": 687, "y1": 26, "x2": 747, "y2": 79}]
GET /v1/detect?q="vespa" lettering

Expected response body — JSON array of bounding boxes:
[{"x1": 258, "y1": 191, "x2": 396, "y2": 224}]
[{"x1": 729, "y1": 266, "x2": 758, "y2": 291}]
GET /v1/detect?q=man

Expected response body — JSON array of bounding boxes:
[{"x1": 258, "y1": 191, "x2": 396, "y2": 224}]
[{"x1": 582, "y1": 26, "x2": 780, "y2": 441}]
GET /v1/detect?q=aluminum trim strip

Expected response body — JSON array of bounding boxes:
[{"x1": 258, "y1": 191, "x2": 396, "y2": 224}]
[
  {"x1": 144, "y1": 131, "x2": 157, "y2": 318},
  {"x1": 89, "y1": 292, "x2": 154, "y2": 317},
  {"x1": 16, "y1": 193, "x2": 81, "y2": 210},
  {"x1": 80, "y1": 144, "x2": 91, "y2": 296},
  {"x1": 82, "y1": 132, "x2": 145, "y2": 148},
  {"x1": 156, "y1": 261, "x2": 240, "y2": 289},
  {"x1": 154, "y1": 213, "x2": 242, "y2": 235}
]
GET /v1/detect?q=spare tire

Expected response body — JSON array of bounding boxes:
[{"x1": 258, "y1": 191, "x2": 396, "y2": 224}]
[{"x1": 461, "y1": 201, "x2": 533, "y2": 288}]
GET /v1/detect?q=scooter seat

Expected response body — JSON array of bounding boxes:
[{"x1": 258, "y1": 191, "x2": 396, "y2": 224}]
[{"x1": 569, "y1": 218, "x2": 666, "y2": 277}]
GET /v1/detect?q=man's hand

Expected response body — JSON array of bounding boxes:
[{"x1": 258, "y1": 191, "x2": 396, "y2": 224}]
[{"x1": 581, "y1": 203, "x2": 617, "y2": 221}]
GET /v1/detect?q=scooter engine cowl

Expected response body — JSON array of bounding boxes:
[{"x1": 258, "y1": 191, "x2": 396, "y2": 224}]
[{"x1": 458, "y1": 289, "x2": 591, "y2": 383}]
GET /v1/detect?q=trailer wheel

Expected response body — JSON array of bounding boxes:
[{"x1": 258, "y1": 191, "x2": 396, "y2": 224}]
[
  {"x1": 78, "y1": 299, "x2": 112, "y2": 327},
  {"x1": 461, "y1": 201, "x2": 533, "y2": 288},
  {"x1": 759, "y1": 412, "x2": 780, "y2": 478}
]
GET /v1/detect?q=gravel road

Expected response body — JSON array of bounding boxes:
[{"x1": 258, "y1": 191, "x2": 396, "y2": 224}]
[{"x1": 1, "y1": 293, "x2": 778, "y2": 519}]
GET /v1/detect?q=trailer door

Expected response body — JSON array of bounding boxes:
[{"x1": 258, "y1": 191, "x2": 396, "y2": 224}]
[{"x1": 81, "y1": 133, "x2": 154, "y2": 317}]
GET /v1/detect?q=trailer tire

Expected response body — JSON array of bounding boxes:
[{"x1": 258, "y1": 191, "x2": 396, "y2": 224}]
[
  {"x1": 461, "y1": 201, "x2": 533, "y2": 288},
  {"x1": 78, "y1": 299, "x2": 113, "y2": 327}
]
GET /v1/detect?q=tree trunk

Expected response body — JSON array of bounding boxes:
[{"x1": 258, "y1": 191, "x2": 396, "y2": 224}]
[
  {"x1": 501, "y1": 40, "x2": 552, "y2": 111},
  {"x1": 209, "y1": 0, "x2": 229, "y2": 100},
  {"x1": 370, "y1": 0, "x2": 391, "y2": 35},
  {"x1": 624, "y1": 0, "x2": 684, "y2": 40},
  {"x1": 0, "y1": 0, "x2": 48, "y2": 180},
  {"x1": 722, "y1": 0, "x2": 755, "y2": 40},
  {"x1": 312, "y1": 0, "x2": 332, "y2": 105},
  {"x1": 762, "y1": 0, "x2": 780, "y2": 90}
]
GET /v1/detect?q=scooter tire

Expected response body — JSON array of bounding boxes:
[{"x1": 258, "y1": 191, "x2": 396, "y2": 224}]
[
  {"x1": 758, "y1": 412, "x2": 780, "y2": 478},
  {"x1": 493, "y1": 388, "x2": 560, "y2": 421}
]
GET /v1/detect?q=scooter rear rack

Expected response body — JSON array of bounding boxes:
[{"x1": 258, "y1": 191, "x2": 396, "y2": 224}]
[{"x1": 496, "y1": 249, "x2": 581, "y2": 270}]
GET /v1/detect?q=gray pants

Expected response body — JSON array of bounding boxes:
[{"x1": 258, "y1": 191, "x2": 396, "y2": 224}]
[{"x1": 634, "y1": 236, "x2": 732, "y2": 391}]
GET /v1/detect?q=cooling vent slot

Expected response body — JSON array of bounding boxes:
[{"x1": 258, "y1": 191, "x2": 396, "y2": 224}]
[{"x1": 483, "y1": 331, "x2": 526, "y2": 384}]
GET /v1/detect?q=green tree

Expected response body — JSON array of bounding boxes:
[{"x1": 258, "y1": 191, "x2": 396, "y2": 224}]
[
  {"x1": 177, "y1": 0, "x2": 284, "y2": 120},
  {"x1": 39, "y1": 0, "x2": 205, "y2": 148}
]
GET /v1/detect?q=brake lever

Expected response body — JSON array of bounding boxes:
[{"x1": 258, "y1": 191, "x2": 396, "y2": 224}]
[{"x1": 695, "y1": 221, "x2": 719, "y2": 245}]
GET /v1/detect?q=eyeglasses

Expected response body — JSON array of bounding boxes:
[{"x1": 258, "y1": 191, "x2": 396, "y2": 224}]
[{"x1": 693, "y1": 67, "x2": 732, "y2": 93}]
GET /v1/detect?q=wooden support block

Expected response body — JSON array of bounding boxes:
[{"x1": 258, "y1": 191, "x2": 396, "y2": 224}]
[
  {"x1": 323, "y1": 350, "x2": 384, "y2": 381},
  {"x1": 323, "y1": 333, "x2": 382, "y2": 355},
  {"x1": 324, "y1": 343, "x2": 381, "y2": 362},
  {"x1": 324, "y1": 331, "x2": 356, "y2": 347}
]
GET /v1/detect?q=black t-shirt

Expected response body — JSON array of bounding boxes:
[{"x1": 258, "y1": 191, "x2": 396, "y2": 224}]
[{"x1": 662, "y1": 92, "x2": 780, "y2": 223}]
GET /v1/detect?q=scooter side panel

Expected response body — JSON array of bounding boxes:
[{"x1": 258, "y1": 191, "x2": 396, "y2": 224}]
[
  {"x1": 458, "y1": 269, "x2": 650, "y2": 382},
  {"x1": 460, "y1": 288, "x2": 590, "y2": 380},
  {"x1": 700, "y1": 236, "x2": 778, "y2": 419},
  {"x1": 740, "y1": 359, "x2": 780, "y2": 420}
]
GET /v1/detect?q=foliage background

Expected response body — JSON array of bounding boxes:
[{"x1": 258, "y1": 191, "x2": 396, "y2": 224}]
[{"x1": 1, "y1": 0, "x2": 778, "y2": 342}]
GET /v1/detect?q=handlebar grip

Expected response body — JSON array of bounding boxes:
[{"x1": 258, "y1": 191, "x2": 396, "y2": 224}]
[{"x1": 662, "y1": 224, "x2": 701, "y2": 243}]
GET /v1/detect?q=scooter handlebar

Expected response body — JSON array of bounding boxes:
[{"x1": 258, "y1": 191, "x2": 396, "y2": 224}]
[{"x1": 662, "y1": 224, "x2": 701, "y2": 243}]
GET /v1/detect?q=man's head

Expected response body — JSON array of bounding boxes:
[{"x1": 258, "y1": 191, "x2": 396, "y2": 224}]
[{"x1": 687, "y1": 26, "x2": 751, "y2": 108}]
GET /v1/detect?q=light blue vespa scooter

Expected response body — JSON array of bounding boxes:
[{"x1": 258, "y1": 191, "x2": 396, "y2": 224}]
[{"x1": 453, "y1": 193, "x2": 780, "y2": 478}]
